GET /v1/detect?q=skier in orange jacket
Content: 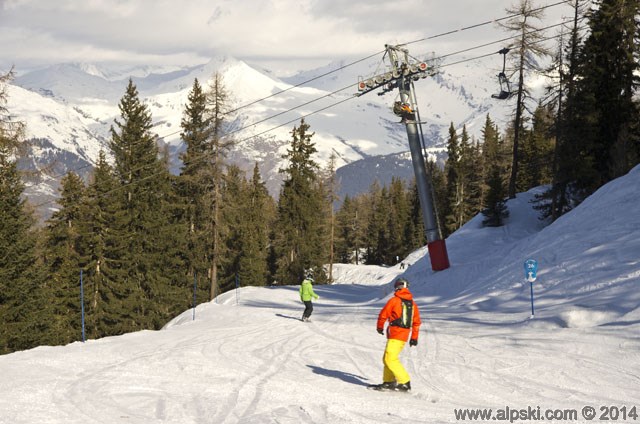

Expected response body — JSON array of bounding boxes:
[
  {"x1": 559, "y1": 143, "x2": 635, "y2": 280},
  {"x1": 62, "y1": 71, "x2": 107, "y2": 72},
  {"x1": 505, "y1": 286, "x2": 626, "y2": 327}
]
[{"x1": 374, "y1": 278, "x2": 421, "y2": 392}]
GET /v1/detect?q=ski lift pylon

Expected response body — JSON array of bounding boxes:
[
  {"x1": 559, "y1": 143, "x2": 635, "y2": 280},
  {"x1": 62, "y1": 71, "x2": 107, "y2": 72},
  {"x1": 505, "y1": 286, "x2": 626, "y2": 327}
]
[{"x1": 492, "y1": 47, "x2": 512, "y2": 100}]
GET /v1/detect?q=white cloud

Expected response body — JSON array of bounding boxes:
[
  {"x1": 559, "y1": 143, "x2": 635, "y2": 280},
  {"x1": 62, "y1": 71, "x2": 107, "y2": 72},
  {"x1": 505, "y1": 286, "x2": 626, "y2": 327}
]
[{"x1": 1, "y1": 0, "x2": 571, "y2": 73}]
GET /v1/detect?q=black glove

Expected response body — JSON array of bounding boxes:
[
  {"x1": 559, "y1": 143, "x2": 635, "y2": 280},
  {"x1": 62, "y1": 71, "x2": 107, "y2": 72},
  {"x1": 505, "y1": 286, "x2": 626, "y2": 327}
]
[
  {"x1": 377, "y1": 327, "x2": 384, "y2": 335},
  {"x1": 409, "y1": 339, "x2": 418, "y2": 347}
]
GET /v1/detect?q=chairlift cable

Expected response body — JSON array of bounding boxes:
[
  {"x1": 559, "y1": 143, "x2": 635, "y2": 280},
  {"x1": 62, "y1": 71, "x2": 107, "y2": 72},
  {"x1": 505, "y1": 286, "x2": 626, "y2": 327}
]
[
  {"x1": 32, "y1": 12, "x2": 584, "y2": 200},
  {"x1": 222, "y1": 0, "x2": 574, "y2": 117}
]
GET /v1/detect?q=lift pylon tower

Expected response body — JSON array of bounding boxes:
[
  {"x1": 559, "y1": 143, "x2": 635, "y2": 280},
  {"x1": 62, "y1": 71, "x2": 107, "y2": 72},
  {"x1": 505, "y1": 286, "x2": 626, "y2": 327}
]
[{"x1": 357, "y1": 44, "x2": 450, "y2": 271}]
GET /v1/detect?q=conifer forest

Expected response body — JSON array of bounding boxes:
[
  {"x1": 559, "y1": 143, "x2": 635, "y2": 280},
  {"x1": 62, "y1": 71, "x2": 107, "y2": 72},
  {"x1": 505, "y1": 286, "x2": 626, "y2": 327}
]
[{"x1": 1, "y1": 0, "x2": 638, "y2": 354}]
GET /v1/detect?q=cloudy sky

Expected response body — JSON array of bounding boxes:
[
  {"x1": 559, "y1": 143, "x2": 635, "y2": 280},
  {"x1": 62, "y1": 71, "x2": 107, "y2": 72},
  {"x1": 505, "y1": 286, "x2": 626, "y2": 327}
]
[{"x1": 1, "y1": 0, "x2": 572, "y2": 75}]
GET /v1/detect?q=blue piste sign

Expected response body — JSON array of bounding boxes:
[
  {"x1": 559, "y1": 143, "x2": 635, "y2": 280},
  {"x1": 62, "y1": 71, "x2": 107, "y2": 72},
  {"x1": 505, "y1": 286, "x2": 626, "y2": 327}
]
[{"x1": 524, "y1": 259, "x2": 538, "y2": 282}]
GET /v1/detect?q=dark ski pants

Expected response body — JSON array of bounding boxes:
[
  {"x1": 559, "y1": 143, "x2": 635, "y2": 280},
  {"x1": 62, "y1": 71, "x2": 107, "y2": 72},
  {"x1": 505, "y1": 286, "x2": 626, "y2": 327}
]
[{"x1": 302, "y1": 301, "x2": 314, "y2": 319}]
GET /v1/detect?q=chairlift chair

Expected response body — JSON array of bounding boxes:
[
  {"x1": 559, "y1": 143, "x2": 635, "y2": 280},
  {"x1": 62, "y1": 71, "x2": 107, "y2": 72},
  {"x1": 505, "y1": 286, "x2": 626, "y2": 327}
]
[
  {"x1": 491, "y1": 48, "x2": 513, "y2": 100},
  {"x1": 492, "y1": 72, "x2": 512, "y2": 100}
]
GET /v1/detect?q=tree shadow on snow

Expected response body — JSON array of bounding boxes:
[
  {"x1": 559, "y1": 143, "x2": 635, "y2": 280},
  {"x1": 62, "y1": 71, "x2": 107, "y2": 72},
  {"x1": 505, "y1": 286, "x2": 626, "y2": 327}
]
[{"x1": 307, "y1": 365, "x2": 371, "y2": 387}]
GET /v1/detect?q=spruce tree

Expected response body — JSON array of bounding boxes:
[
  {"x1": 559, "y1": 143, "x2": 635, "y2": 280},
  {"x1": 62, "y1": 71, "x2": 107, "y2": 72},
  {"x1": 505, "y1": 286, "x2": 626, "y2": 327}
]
[
  {"x1": 106, "y1": 79, "x2": 181, "y2": 333},
  {"x1": 500, "y1": 0, "x2": 551, "y2": 198},
  {"x1": 519, "y1": 104, "x2": 555, "y2": 191},
  {"x1": 576, "y1": 0, "x2": 640, "y2": 186},
  {"x1": 0, "y1": 145, "x2": 46, "y2": 353},
  {"x1": 443, "y1": 123, "x2": 459, "y2": 236},
  {"x1": 241, "y1": 164, "x2": 275, "y2": 286},
  {"x1": 219, "y1": 165, "x2": 245, "y2": 293},
  {"x1": 335, "y1": 195, "x2": 367, "y2": 264},
  {"x1": 424, "y1": 161, "x2": 446, "y2": 244},
  {"x1": 322, "y1": 152, "x2": 339, "y2": 282},
  {"x1": 82, "y1": 151, "x2": 120, "y2": 339},
  {"x1": 472, "y1": 141, "x2": 485, "y2": 213},
  {"x1": 444, "y1": 123, "x2": 479, "y2": 233},
  {"x1": 335, "y1": 195, "x2": 356, "y2": 263},
  {"x1": 0, "y1": 69, "x2": 47, "y2": 353},
  {"x1": 481, "y1": 115, "x2": 509, "y2": 226},
  {"x1": 149, "y1": 147, "x2": 190, "y2": 323},
  {"x1": 535, "y1": 0, "x2": 588, "y2": 221},
  {"x1": 108, "y1": 79, "x2": 153, "y2": 333},
  {"x1": 204, "y1": 73, "x2": 233, "y2": 300},
  {"x1": 178, "y1": 78, "x2": 212, "y2": 286},
  {"x1": 458, "y1": 126, "x2": 482, "y2": 223},
  {"x1": 43, "y1": 172, "x2": 87, "y2": 345},
  {"x1": 364, "y1": 181, "x2": 386, "y2": 265},
  {"x1": 386, "y1": 177, "x2": 410, "y2": 264},
  {"x1": 540, "y1": 0, "x2": 639, "y2": 220},
  {"x1": 273, "y1": 119, "x2": 327, "y2": 284},
  {"x1": 404, "y1": 180, "x2": 425, "y2": 251}
]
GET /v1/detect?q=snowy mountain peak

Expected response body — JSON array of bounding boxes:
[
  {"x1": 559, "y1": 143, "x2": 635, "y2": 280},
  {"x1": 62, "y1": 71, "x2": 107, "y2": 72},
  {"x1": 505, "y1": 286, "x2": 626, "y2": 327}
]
[
  {"x1": 10, "y1": 54, "x2": 517, "y2": 218},
  {"x1": 76, "y1": 62, "x2": 107, "y2": 79}
]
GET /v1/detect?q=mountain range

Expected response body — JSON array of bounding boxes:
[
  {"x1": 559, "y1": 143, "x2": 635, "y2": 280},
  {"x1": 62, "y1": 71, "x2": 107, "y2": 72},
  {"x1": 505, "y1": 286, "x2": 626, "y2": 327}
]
[{"x1": 7, "y1": 53, "x2": 521, "y2": 219}]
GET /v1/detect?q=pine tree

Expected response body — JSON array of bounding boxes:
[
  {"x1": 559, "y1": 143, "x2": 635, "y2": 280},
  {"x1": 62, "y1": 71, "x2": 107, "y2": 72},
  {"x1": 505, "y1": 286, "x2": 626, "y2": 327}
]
[
  {"x1": 386, "y1": 177, "x2": 410, "y2": 264},
  {"x1": 539, "y1": 0, "x2": 639, "y2": 221},
  {"x1": 82, "y1": 151, "x2": 119, "y2": 339},
  {"x1": 104, "y1": 80, "x2": 151, "y2": 334},
  {"x1": 500, "y1": 0, "x2": 551, "y2": 198},
  {"x1": 149, "y1": 146, "x2": 190, "y2": 324},
  {"x1": 481, "y1": 115, "x2": 509, "y2": 227},
  {"x1": 273, "y1": 119, "x2": 327, "y2": 284},
  {"x1": 0, "y1": 69, "x2": 47, "y2": 353},
  {"x1": 364, "y1": 181, "x2": 386, "y2": 265},
  {"x1": 403, "y1": 180, "x2": 425, "y2": 250},
  {"x1": 443, "y1": 123, "x2": 459, "y2": 236},
  {"x1": 576, "y1": 0, "x2": 640, "y2": 186},
  {"x1": 241, "y1": 164, "x2": 275, "y2": 286},
  {"x1": 519, "y1": 104, "x2": 555, "y2": 191},
  {"x1": 424, "y1": 161, "x2": 446, "y2": 244},
  {"x1": 466, "y1": 139, "x2": 484, "y2": 217},
  {"x1": 178, "y1": 78, "x2": 213, "y2": 286},
  {"x1": 444, "y1": 124, "x2": 478, "y2": 233},
  {"x1": 535, "y1": 0, "x2": 588, "y2": 221},
  {"x1": 335, "y1": 195, "x2": 356, "y2": 263},
  {"x1": 322, "y1": 152, "x2": 339, "y2": 282},
  {"x1": 458, "y1": 126, "x2": 482, "y2": 223},
  {"x1": 219, "y1": 165, "x2": 245, "y2": 293},
  {"x1": 43, "y1": 172, "x2": 87, "y2": 345},
  {"x1": 335, "y1": 194, "x2": 368, "y2": 264},
  {"x1": 0, "y1": 146, "x2": 46, "y2": 353},
  {"x1": 106, "y1": 79, "x2": 180, "y2": 333},
  {"x1": 204, "y1": 73, "x2": 234, "y2": 300}
]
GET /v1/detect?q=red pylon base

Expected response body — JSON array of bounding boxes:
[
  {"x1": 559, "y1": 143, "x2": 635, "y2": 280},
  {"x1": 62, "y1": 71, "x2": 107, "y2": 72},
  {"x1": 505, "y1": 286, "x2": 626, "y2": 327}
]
[{"x1": 428, "y1": 239, "x2": 450, "y2": 271}]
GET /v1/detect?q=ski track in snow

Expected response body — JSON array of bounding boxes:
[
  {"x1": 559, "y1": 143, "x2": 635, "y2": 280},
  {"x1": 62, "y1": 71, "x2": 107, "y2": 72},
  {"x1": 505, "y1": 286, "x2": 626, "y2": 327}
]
[
  {"x1": 1, "y1": 284, "x2": 639, "y2": 423},
  {"x1": 1, "y1": 168, "x2": 640, "y2": 423}
]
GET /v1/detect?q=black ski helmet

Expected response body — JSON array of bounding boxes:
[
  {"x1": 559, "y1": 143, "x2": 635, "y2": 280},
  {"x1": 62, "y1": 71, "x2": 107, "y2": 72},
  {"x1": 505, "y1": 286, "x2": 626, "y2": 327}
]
[{"x1": 394, "y1": 278, "x2": 409, "y2": 290}]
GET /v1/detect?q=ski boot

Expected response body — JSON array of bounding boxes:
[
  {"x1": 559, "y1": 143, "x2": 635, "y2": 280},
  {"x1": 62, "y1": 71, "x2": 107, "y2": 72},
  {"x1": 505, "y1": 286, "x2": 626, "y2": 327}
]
[{"x1": 395, "y1": 381, "x2": 411, "y2": 392}]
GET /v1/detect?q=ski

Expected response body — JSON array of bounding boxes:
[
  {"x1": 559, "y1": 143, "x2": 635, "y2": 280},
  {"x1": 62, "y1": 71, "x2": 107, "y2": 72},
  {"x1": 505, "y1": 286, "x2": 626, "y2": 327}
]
[
  {"x1": 367, "y1": 384, "x2": 410, "y2": 393},
  {"x1": 367, "y1": 383, "x2": 411, "y2": 393},
  {"x1": 367, "y1": 384, "x2": 391, "y2": 391}
]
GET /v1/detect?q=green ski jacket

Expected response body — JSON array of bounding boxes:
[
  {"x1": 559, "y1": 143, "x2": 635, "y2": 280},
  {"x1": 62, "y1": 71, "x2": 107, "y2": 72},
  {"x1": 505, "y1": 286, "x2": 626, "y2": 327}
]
[{"x1": 299, "y1": 279, "x2": 319, "y2": 302}]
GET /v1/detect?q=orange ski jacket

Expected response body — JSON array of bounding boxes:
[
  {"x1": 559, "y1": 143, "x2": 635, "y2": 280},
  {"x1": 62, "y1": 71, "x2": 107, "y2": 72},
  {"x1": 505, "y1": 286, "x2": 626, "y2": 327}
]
[{"x1": 376, "y1": 288, "x2": 421, "y2": 342}]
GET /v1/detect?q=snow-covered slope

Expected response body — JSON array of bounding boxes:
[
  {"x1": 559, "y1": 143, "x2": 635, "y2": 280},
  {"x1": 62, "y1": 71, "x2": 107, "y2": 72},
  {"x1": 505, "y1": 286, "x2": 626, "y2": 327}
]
[{"x1": 0, "y1": 165, "x2": 638, "y2": 423}]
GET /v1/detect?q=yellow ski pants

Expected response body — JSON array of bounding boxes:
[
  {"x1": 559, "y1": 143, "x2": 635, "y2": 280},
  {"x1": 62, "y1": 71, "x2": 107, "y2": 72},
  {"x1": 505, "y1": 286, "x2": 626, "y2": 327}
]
[{"x1": 382, "y1": 338, "x2": 410, "y2": 384}]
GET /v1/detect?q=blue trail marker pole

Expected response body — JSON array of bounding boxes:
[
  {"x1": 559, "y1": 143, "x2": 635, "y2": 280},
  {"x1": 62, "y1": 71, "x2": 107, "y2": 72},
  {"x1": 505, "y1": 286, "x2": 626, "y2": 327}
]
[
  {"x1": 529, "y1": 280, "x2": 535, "y2": 316},
  {"x1": 80, "y1": 269, "x2": 85, "y2": 342},
  {"x1": 524, "y1": 259, "x2": 538, "y2": 318},
  {"x1": 192, "y1": 272, "x2": 197, "y2": 321},
  {"x1": 235, "y1": 274, "x2": 239, "y2": 305}
]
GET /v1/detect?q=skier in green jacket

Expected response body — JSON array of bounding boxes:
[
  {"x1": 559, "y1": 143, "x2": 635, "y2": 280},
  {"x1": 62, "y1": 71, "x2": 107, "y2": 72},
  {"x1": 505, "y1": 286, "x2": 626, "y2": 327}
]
[{"x1": 299, "y1": 276, "x2": 319, "y2": 322}]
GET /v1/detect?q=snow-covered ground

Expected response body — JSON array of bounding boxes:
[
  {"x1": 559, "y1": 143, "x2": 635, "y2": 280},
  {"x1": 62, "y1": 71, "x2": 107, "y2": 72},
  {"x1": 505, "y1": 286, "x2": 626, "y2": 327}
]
[{"x1": 1, "y1": 166, "x2": 639, "y2": 423}]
